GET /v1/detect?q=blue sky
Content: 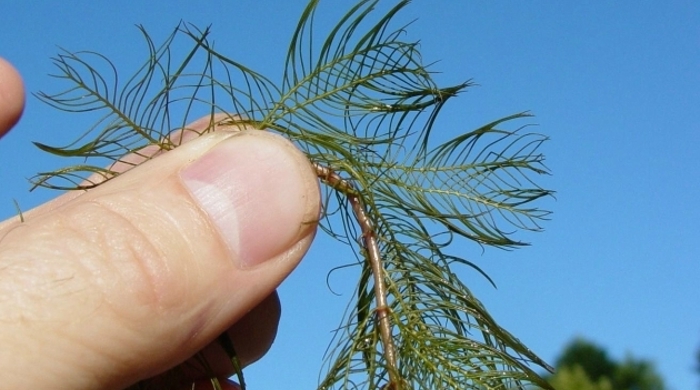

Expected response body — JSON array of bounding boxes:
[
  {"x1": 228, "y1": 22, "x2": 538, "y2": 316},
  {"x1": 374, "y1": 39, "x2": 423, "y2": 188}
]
[{"x1": 1, "y1": 1, "x2": 699, "y2": 389}]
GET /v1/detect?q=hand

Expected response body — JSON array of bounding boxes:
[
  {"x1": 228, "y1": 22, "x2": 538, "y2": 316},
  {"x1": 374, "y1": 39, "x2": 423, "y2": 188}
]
[{"x1": 0, "y1": 58, "x2": 320, "y2": 389}]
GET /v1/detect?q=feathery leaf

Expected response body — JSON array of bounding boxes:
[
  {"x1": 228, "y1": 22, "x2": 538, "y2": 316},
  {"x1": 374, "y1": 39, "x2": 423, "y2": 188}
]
[{"x1": 33, "y1": 1, "x2": 554, "y2": 389}]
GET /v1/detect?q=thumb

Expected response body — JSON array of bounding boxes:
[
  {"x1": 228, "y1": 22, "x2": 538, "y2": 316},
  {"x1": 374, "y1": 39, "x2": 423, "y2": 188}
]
[{"x1": 0, "y1": 130, "x2": 320, "y2": 389}]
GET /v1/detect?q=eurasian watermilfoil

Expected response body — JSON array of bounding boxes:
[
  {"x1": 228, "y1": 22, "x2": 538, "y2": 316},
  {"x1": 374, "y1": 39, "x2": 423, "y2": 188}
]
[{"x1": 32, "y1": 1, "x2": 554, "y2": 389}]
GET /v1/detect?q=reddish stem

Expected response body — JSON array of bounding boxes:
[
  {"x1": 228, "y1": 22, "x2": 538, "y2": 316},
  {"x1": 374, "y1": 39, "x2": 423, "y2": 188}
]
[{"x1": 313, "y1": 162, "x2": 400, "y2": 388}]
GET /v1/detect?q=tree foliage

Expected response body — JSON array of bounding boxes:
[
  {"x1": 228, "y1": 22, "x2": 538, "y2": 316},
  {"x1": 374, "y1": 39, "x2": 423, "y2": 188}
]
[
  {"x1": 549, "y1": 338, "x2": 666, "y2": 390},
  {"x1": 554, "y1": 338, "x2": 617, "y2": 383},
  {"x1": 549, "y1": 366, "x2": 613, "y2": 390},
  {"x1": 32, "y1": 1, "x2": 553, "y2": 389}
]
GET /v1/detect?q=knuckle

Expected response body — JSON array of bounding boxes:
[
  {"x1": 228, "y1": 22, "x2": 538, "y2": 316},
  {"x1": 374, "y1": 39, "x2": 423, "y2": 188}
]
[{"x1": 50, "y1": 199, "x2": 193, "y2": 321}]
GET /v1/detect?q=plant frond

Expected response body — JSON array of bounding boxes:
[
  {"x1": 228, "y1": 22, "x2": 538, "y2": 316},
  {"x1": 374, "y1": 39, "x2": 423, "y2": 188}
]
[
  {"x1": 33, "y1": 2, "x2": 554, "y2": 389},
  {"x1": 373, "y1": 113, "x2": 552, "y2": 249},
  {"x1": 31, "y1": 22, "x2": 280, "y2": 188}
]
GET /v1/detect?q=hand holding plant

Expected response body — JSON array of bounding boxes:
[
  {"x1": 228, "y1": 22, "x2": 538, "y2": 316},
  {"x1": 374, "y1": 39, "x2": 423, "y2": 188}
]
[
  {"x1": 6, "y1": 1, "x2": 555, "y2": 389},
  {"x1": 0, "y1": 94, "x2": 320, "y2": 388}
]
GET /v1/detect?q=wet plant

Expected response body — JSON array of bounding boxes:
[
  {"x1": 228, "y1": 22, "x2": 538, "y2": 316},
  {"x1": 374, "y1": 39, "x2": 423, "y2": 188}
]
[{"x1": 32, "y1": 1, "x2": 554, "y2": 389}]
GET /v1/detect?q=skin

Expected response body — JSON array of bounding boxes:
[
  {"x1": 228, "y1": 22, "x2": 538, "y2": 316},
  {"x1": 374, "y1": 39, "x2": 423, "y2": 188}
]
[
  {"x1": 0, "y1": 57, "x2": 320, "y2": 389},
  {"x1": 0, "y1": 58, "x2": 24, "y2": 139}
]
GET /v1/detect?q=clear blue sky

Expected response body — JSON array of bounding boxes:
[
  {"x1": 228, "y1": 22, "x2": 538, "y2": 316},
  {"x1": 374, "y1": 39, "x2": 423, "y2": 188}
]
[{"x1": 1, "y1": 1, "x2": 699, "y2": 389}]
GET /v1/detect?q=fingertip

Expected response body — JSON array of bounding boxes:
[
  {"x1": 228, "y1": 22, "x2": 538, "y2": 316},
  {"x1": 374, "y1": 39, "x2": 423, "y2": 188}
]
[
  {"x1": 0, "y1": 57, "x2": 25, "y2": 138},
  {"x1": 226, "y1": 292, "x2": 281, "y2": 366},
  {"x1": 172, "y1": 293, "x2": 281, "y2": 381}
]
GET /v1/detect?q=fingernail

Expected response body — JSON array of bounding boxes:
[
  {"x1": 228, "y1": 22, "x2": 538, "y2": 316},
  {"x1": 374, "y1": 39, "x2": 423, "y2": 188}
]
[{"x1": 179, "y1": 132, "x2": 311, "y2": 268}]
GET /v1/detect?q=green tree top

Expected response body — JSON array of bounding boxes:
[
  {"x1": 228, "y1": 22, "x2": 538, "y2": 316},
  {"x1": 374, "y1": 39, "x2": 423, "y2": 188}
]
[
  {"x1": 550, "y1": 338, "x2": 666, "y2": 390},
  {"x1": 554, "y1": 338, "x2": 617, "y2": 383}
]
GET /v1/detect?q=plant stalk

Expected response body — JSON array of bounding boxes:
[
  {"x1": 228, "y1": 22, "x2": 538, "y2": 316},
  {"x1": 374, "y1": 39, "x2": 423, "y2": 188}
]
[{"x1": 313, "y1": 162, "x2": 400, "y2": 389}]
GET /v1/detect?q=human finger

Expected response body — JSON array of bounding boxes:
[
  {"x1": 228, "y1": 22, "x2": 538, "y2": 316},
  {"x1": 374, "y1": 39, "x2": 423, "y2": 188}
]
[{"x1": 0, "y1": 128, "x2": 320, "y2": 389}]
